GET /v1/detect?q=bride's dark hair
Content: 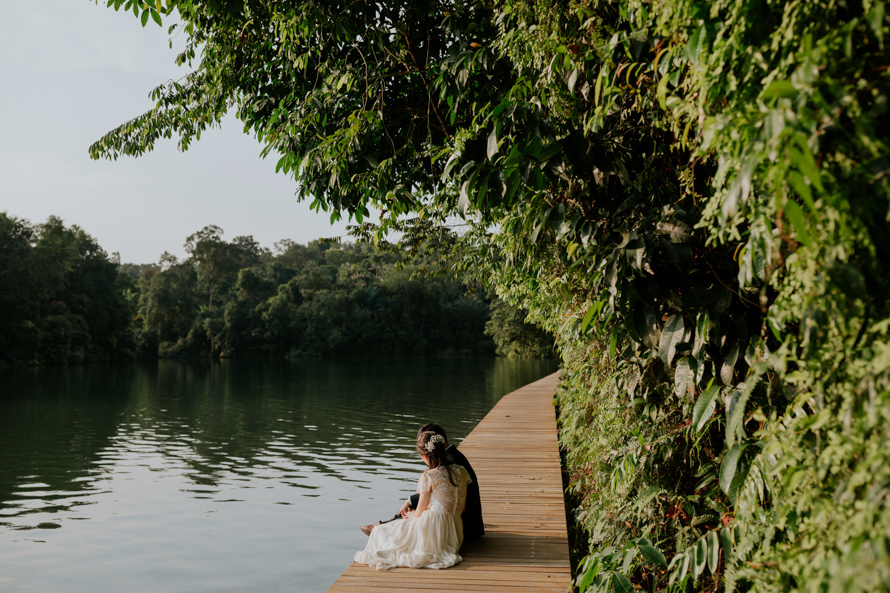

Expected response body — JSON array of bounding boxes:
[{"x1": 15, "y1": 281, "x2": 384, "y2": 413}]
[
  {"x1": 417, "y1": 423, "x2": 447, "y2": 443},
  {"x1": 417, "y1": 430, "x2": 456, "y2": 485}
]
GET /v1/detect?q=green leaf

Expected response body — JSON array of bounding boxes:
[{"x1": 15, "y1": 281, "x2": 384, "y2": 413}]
[
  {"x1": 784, "y1": 199, "x2": 812, "y2": 247},
  {"x1": 150, "y1": 7, "x2": 162, "y2": 26},
  {"x1": 475, "y1": 171, "x2": 491, "y2": 207},
  {"x1": 539, "y1": 142, "x2": 562, "y2": 162},
  {"x1": 275, "y1": 154, "x2": 289, "y2": 174},
  {"x1": 576, "y1": 558, "x2": 597, "y2": 592},
  {"x1": 656, "y1": 73, "x2": 670, "y2": 110},
  {"x1": 609, "y1": 326, "x2": 618, "y2": 359},
  {"x1": 621, "y1": 545, "x2": 636, "y2": 574},
  {"x1": 567, "y1": 68, "x2": 580, "y2": 94},
  {"x1": 692, "y1": 381, "x2": 720, "y2": 432},
  {"x1": 720, "y1": 444, "x2": 745, "y2": 497},
  {"x1": 611, "y1": 572, "x2": 633, "y2": 593},
  {"x1": 787, "y1": 171, "x2": 814, "y2": 211},
  {"x1": 726, "y1": 377, "x2": 761, "y2": 447},
  {"x1": 761, "y1": 79, "x2": 796, "y2": 100},
  {"x1": 594, "y1": 67, "x2": 605, "y2": 106},
  {"x1": 487, "y1": 128, "x2": 498, "y2": 160},
  {"x1": 674, "y1": 357, "x2": 694, "y2": 398},
  {"x1": 580, "y1": 305, "x2": 597, "y2": 332},
  {"x1": 140, "y1": 7, "x2": 150, "y2": 26},
  {"x1": 458, "y1": 180, "x2": 471, "y2": 216},
  {"x1": 441, "y1": 153, "x2": 461, "y2": 179},
  {"x1": 505, "y1": 170, "x2": 521, "y2": 203},
  {"x1": 633, "y1": 302, "x2": 659, "y2": 350},
  {"x1": 728, "y1": 461, "x2": 749, "y2": 505},
  {"x1": 636, "y1": 538, "x2": 667, "y2": 566},
  {"x1": 720, "y1": 527, "x2": 734, "y2": 561},
  {"x1": 530, "y1": 208, "x2": 552, "y2": 244},
  {"x1": 694, "y1": 537, "x2": 708, "y2": 577},
  {"x1": 680, "y1": 553, "x2": 691, "y2": 582},
  {"x1": 685, "y1": 26, "x2": 705, "y2": 64},
  {"x1": 692, "y1": 311, "x2": 711, "y2": 356},
  {"x1": 791, "y1": 135, "x2": 825, "y2": 192},
  {"x1": 707, "y1": 530, "x2": 720, "y2": 573},
  {"x1": 659, "y1": 314, "x2": 686, "y2": 367},
  {"x1": 525, "y1": 136, "x2": 542, "y2": 159},
  {"x1": 667, "y1": 555, "x2": 681, "y2": 585},
  {"x1": 720, "y1": 342, "x2": 739, "y2": 385}
]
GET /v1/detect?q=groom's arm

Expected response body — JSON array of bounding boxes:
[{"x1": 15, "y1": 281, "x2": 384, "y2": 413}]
[{"x1": 397, "y1": 493, "x2": 421, "y2": 517}]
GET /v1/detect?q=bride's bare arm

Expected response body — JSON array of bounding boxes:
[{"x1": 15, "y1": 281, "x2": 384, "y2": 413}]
[{"x1": 412, "y1": 490, "x2": 431, "y2": 518}]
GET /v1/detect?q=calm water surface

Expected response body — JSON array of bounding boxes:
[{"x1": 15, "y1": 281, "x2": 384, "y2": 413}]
[{"x1": 0, "y1": 358, "x2": 557, "y2": 592}]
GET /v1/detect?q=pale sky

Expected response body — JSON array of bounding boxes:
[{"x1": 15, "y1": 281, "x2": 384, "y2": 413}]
[{"x1": 0, "y1": 2, "x2": 357, "y2": 264}]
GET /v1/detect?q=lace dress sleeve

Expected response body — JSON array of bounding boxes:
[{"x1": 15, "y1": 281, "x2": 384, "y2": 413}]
[{"x1": 417, "y1": 469, "x2": 433, "y2": 494}]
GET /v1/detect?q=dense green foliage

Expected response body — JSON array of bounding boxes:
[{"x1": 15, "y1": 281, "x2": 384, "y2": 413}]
[
  {"x1": 485, "y1": 298, "x2": 557, "y2": 358},
  {"x1": 483, "y1": 3, "x2": 890, "y2": 592},
  {"x1": 0, "y1": 213, "x2": 136, "y2": 364},
  {"x1": 94, "y1": 0, "x2": 889, "y2": 591},
  {"x1": 2, "y1": 215, "x2": 547, "y2": 362},
  {"x1": 135, "y1": 227, "x2": 499, "y2": 358}
]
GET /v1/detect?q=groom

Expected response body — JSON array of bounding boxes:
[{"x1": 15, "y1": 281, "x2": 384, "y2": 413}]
[{"x1": 360, "y1": 422, "x2": 484, "y2": 542}]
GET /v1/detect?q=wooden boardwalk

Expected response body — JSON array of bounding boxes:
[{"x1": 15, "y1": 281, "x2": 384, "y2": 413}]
[{"x1": 326, "y1": 372, "x2": 571, "y2": 593}]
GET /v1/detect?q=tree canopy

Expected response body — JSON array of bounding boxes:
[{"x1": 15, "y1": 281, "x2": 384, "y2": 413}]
[
  {"x1": 132, "y1": 227, "x2": 508, "y2": 358},
  {"x1": 0, "y1": 212, "x2": 136, "y2": 364},
  {"x1": 93, "y1": 1, "x2": 890, "y2": 591},
  {"x1": 1, "y1": 214, "x2": 548, "y2": 363}
]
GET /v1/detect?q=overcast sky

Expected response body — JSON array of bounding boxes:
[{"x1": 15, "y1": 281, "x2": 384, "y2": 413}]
[{"x1": 0, "y1": 2, "x2": 355, "y2": 264}]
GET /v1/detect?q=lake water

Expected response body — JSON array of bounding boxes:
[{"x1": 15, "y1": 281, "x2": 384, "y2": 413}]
[{"x1": 0, "y1": 357, "x2": 558, "y2": 592}]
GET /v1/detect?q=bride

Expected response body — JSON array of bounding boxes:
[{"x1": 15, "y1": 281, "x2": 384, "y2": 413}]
[{"x1": 354, "y1": 430, "x2": 472, "y2": 569}]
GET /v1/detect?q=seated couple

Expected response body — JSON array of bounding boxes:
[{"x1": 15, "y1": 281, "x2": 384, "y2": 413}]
[{"x1": 354, "y1": 423, "x2": 484, "y2": 570}]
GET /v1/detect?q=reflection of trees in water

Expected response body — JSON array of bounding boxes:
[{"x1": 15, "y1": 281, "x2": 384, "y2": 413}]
[
  {"x1": 0, "y1": 358, "x2": 557, "y2": 525},
  {"x1": 0, "y1": 364, "x2": 134, "y2": 525}
]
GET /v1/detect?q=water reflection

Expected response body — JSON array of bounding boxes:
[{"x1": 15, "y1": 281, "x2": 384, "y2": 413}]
[{"x1": 0, "y1": 357, "x2": 557, "y2": 592}]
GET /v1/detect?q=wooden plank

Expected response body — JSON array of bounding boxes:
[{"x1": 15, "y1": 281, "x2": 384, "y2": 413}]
[{"x1": 325, "y1": 372, "x2": 572, "y2": 592}]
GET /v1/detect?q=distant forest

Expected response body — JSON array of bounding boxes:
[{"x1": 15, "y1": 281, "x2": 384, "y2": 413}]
[{"x1": 0, "y1": 213, "x2": 553, "y2": 365}]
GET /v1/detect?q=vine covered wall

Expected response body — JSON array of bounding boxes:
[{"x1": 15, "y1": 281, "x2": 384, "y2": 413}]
[{"x1": 476, "y1": 1, "x2": 890, "y2": 590}]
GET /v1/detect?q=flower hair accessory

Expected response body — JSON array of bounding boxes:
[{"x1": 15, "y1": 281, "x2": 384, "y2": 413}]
[{"x1": 424, "y1": 434, "x2": 446, "y2": 452}]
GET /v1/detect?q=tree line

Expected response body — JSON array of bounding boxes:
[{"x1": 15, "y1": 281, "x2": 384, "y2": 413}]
[
  {"x1": 0, "y1": 213, "x2": 135, "y2": 364},
  {"x1": 0, "y1": 213, "x2": 553, "y2": 365}
]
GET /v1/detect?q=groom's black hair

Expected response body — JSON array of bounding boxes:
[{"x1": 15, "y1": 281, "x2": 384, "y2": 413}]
[{"x1": 418, "y1": 423, "x2": 447, "y2": 443}]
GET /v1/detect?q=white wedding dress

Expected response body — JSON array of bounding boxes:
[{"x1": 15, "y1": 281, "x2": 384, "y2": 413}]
[{"x1": 355, "y1": 464, "x2": 471, "y2": 569}]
